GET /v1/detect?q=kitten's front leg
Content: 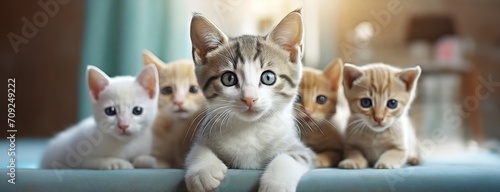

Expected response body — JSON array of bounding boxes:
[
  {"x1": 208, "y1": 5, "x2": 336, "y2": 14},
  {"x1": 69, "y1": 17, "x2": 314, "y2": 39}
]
[
  {"x1": 185, "y1": 144, "x2": 227, "y2": 192},
  {"x1": 82, "y1": 157, "x2": 134, "y2": 170},
  {"x1": 338, "y1": 146, "x2": 368, "y2": 169},
  {"x1": 374, "y1": 148, "x2": 406, "y2": 169},
  {"x1": 259, "y1": 151, "x2": 314, "y2": 192},
  {"x1": 316, "y1": 150, "x2": 342, "y2": 168},
  {"x1": 132, "y1": 155, "x2": 157, "y2": 168}
]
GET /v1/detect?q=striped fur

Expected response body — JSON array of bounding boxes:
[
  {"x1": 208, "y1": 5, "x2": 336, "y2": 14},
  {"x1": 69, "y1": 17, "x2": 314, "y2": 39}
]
[
  {"x1": 185, "y1": 10, "x2": 315, "y2": 192},
  {"x1": 295, "y1": 59, "x2": 345, "y2": 168}
]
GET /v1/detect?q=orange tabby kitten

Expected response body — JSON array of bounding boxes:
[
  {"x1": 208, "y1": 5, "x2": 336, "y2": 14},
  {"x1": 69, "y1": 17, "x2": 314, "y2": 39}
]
[
  {"x1": 339, "y1": 63, "x2": 421, "y2": 169},
  {"x1": 296, "y1": 59, "x2": 345, "y2": 167},
  {"x1": 143, "y1": 50, "x2": 206, "y2": 168}
]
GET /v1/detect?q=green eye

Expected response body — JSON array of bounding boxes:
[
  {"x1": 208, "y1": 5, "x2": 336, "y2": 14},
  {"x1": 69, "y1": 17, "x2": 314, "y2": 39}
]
[
  {"x1": 261, "y1": 70, "x2": 276, "y2": 85},
  {"x1": 221, "y1": 72, "x2": 238, "y2": 87}
]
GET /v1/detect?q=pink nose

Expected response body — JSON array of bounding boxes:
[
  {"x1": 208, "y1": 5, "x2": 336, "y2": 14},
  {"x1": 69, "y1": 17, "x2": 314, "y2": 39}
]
[
  {"x1": 374, "y1": 117, "x2": 384, "y2": 124},
  {"x1": 241, "y1": 97, "x2": 258, "y2": 108},
  {"x1": 118, "y1": 124, "x2": 129, "y2": 131},
  {"x1": 174, "y1": 101, "x2": 183, "y2": 107}
]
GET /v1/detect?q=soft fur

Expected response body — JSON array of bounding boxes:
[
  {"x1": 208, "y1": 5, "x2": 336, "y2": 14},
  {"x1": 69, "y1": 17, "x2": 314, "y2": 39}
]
[
  {"x1": 185, "y1": 10, "x2": 315, "y2": 192},
  {"x1": 295, "y1": 59, "x2": 346, "y2": 168},
  {"x1": 41, "y1": 65, "x2": 159, "y2": 170},
  {"x1": 339, "y1": 63, "x2": 421, "y2": 169},
  {"x1": 143, "y1": 50, "x2": 207, "y2": 168}
]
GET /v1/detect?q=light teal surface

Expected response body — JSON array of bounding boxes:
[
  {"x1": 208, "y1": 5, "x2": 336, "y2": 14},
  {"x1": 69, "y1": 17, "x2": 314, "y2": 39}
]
[
  {"x1": 1, "y1": 139, "x2": 500, "y2": 191},
  {"x1": 78, "y1": 0, "x2": 191, "y2": 120}
]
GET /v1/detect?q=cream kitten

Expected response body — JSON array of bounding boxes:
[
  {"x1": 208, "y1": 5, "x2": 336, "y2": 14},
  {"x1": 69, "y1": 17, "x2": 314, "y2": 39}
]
[
  {"x1": 185, "y1": 10, "x2": 315, "y2": 192},
  {"x1": 339, "y1": 63, "x2": 421, "y2": 169},
  {"x1": 143, "y1": 50, "x2": 206, "y2": 168},
  {"x1": 41, "y1": 65, "x2": 159, "y2": 170},
  {"x1": 295, "y1": 59, "x2": 345, "y2": 168}
]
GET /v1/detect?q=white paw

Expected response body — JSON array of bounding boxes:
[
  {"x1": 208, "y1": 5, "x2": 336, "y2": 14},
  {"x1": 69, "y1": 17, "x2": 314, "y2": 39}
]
[
  {"x1": 339, "y1": 159, "x2": 366, "y2": 169},
  {"x1": 99, "y1": 159, "x2": 134, "y2": 170},
  {"x1": 374, "y1": 161, "x2": 402, "y2": 169},
  {"x1": 185, "y1": 161, "x2": 228, "y2": 192},
  {"x1": 132, "y1": 155, "x2": 157, "y2": 168},
  {"x1": 259, "y1": 181, "x2": 294, "y2": 192}
]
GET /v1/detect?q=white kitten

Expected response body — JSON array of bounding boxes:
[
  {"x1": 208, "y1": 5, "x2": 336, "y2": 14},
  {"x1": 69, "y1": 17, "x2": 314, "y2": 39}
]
[{"x1": 41, "y1": 65, "x2": 159, "y2": 170}]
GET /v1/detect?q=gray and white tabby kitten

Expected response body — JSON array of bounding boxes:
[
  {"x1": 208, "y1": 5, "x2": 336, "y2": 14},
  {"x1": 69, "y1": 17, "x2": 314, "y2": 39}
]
[{"x1": 185, "y1": 10, "x2": 316, "y2": 192}]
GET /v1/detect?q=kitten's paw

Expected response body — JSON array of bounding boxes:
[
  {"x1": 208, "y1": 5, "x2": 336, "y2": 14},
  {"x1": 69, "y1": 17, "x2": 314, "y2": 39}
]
[
  {"x1": 258, "y1": 181, "x2": 294, "y2": 192},
  {"x1": 407, "y1": 156, "x2": 420, "y2": 165},
  {"x1": 185, "y1": 162, "x2": 228, "y2": 192},
  {"x1": 132, "y1": 155, "x2": 157, "y2": 168},
  {"x1": 374, "y1": 161, "x2": 402, "y2": 169},
  {"x1": 338, "y1": 159, "x2": 367, "y2": 169},
  {"x1": 99, "y1": 159, "x2": 134, "y2": 170},
  {"x1": 315, "y1": 155, "x2": 332, "y2": 168}
]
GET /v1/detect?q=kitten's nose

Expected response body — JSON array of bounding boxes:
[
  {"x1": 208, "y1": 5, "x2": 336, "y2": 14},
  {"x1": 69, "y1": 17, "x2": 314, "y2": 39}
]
[
  {"x1": 241, "y1": 97, "x2": 258, "y2": 108},
  {"x1": 374, "y1": 116, "x2": 384, "y2": 125},
  {"x1": 118, "y1": 124, "x2": 129, "y2": 131},
  {"x1": 174, "y1": 101, "x2": 184, "y2": 107}
]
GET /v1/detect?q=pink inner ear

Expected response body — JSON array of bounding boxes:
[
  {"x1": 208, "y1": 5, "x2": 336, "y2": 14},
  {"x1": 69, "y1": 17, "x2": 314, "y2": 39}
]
[
  {"x1": 88, "y1": 70, "x2": 109, "y2": 101},
  {"x1": 137, "y1": 68, "x2": 158, "y2": 99}
]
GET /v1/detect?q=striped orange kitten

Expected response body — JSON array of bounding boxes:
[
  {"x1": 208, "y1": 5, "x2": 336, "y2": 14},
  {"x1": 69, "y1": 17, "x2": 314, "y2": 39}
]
[
  {"x1": 185, "y1": 10, "x2": 315, "y2": 192},
  {"x1": 339, "y1": 63, "x2": 421, "y2": 169},
  {"x1": 296, "y1": 59, "x2": 345, "y2": 167},
  {"x1": 143, "y1": 50, "x2": 206, "y2": 168}
]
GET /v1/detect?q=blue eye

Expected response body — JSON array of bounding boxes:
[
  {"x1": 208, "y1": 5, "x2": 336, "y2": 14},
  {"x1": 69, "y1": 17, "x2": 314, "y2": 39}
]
[
  {"x1": 104, "y1": 107, "x2": 116, "y2": 116},
  {"x1": 316, "y1": 95, "x2": 327, "y2": 105},
  {"x1": 360, "y1": 98, "x2": 372, "y2": 108},
  {"x1": 221, "y1": 72, "x2": 238, "y2": 87},
  {"x1": 261, "y1": 70, "x2": 276, "y2": 85},
  {"x1": 387, "y1": 99, "x2": 398, "y2": 109},
  {"x1": 132, "y1": 106, "x2": 143, "y2": 115}
]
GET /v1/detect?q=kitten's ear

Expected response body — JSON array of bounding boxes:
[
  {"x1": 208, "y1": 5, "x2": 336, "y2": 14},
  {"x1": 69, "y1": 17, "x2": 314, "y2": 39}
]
[
  {"x1": 190, "y1": 13, "x2": 228, "y2": 63},
  {"x1": 87, "y1": 65, "x2": 110, "y2": 101},
  {"x1": 266, "y1": 9, "x2": 304, "y2": 63},
  {"x1": 143, "y1": 49, "x2": 164, "y2": 69},
  {"x1": 397, "y1": 66, "x2": 421, "y2": 92},
  {"x1": 136, "y1": 65, "x2": 159, "y2": 99},
  {"x1": 323, "y1": 58, "x2": 344, "y2": 91},
  {"x1": 343, "y1": 63, "x2": 363, "y2": 89}
]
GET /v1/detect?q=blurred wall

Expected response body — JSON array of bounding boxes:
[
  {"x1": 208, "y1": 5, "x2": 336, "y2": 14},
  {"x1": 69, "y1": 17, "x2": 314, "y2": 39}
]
[{"x1": 0, "y1": 0, "x2": 84, "y2": 137}]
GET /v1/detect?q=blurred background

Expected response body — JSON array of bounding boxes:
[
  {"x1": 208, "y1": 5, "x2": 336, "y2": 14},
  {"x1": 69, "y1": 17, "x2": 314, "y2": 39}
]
[{"x1": 1, "y1": 0, "x2": 500, "y2": 158}]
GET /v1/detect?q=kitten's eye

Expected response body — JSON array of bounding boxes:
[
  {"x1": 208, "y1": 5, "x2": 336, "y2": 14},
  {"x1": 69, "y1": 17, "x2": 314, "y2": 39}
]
[
  {"x1": 260, "y1": 71, "x2": 276, "y2": 85},
  {"x1": 189, "y1": 86, "x2": 199, "y2": 93},
  {"x1": 295, "y1": 95, "x2": 302, "y2": 103},
  {"x1": 387, "y1": 99, "x2": 398, "y2": 109},
  {"x1": 161, "y1": 86, "x2": 173, "y2": 95},
  {"x1": 132, "y1": 106, "x2": 143, "y2": 115},
  {"x1": 221, "y1": 72, "x2": 238, "y2": 87},
  {"x1": 360, "y1": 98, "x2": 372, "y2": 108},
  {"x1": 316, "y1": 95, "x2": 327, "y2": 105},
  {"x1": 104, "y1": 107, "x2": 116, "y2": 116}
]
